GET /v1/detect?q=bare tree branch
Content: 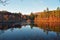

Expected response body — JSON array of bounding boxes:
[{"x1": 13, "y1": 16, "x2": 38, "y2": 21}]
[{"x1": 0, "y1": 0, "x2": 9, "y2": 6}]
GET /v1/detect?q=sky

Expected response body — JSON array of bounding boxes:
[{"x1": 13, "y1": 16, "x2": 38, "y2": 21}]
[{"x1": 0, "y1": 0, "x2": 60, "y2": 15}]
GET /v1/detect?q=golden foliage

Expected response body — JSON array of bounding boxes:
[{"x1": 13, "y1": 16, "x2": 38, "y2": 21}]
[{"x1": 34, "y1": 10, "x2": 60, "y2": 23}]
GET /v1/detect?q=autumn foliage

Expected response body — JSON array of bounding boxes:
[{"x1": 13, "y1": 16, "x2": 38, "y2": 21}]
[{"x1": 34, "y1": 7, "x2": 60, "y2": 27}]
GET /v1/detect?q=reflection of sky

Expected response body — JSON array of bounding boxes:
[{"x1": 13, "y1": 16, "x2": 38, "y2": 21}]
[
  {"x1": 0, "y1": 25, "x2": 60, "y2": 40},
  {"x1": 0, "y1": 0, "x2": 60, "y2": 15}
]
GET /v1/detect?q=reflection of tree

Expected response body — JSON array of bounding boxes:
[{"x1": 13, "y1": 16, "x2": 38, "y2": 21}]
[
  {"x1": 30, "y1": 23, "x2": 35, "y2": 29},
  {"x1": 56, "y1": 32, "x2": 60, "y2": 37},
  {"x1": 10, "y1": 28, "x2": 14, "y2": 32},
  {"x1": 30, "y1": 25, "x2": 33, "y2": 29},
  {"x1": 56, "y1": 32, "x2": 60, "y2": 40},
  {"x1": 0, "y1": 30, "x2": 5, "y2": 35},
  {"x1": 34, "y1": 21, "x2": 60, "y2": 33},
  {"x1": 17, "y1": 26, "x2": 22, "y2": 29},
  {"x1": 0, "y1": 23, "x2": 22, "y2": 30},
  {"x1": 43, "y1": 29, "x2": 49, "y2": 35}
]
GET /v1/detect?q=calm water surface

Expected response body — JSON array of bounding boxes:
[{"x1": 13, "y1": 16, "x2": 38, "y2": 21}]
[{"x1": 0, "y1": 24, "x2": 60, "y2": 40}]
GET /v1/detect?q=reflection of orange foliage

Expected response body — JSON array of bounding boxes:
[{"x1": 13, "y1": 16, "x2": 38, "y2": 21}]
[
  {"x1": 4, "y1": 15, "x2": 9, "y2": 21},
  {"x1": 35, "y1": 21, "x2": 60, "y2": 32},
  {"x1": 34, "y1": 17, "x2": 60, "y2": 29},
  {"x1": 27, "y1": 19, "x2": 31, "y2": 23}
]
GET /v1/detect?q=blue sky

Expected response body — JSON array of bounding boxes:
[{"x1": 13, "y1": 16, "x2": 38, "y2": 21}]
[{"x1": 0, "y1": 0, "x2": 60, "y2": 14}]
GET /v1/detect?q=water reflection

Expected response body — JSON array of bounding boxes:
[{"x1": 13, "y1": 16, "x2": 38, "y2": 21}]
[
  {"x1": 35, "y1": 22, "x2": 60, "y2": 33},
  {"x1": 0, "y1": 23, "x2": 60, "y2": 40}
]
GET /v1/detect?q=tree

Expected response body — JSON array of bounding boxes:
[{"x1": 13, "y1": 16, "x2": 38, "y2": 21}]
[
  {"x1": 0, "y1": 0, "x2": 24, "y2": 6},
  {"x1": 57, "y1": 7, "x2": 60, "y2": 18},
  {"x1": 57, "y1": 7, "x2": 60, "y2": 10},
  {"x1": 46, "y1": 8, "x2": 50, "y2": 18},
  {"x1": 47, "y1": 8, "x2": 49, "y2": 11},
  {"x1": 18, "y1": 12, "x2": 22, "y2": 21},
  {"x1": 30, "y1": 12, "x2": 35, "y2": 20}
]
